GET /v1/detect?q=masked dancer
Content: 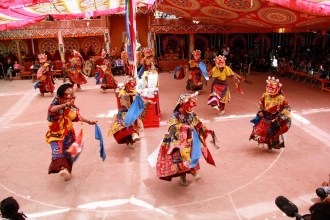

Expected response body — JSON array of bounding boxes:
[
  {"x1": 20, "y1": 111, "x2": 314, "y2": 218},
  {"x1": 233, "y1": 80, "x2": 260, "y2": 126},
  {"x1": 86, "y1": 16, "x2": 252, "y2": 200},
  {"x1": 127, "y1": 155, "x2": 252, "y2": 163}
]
[
  {"x1": 35, "y1": 54, "x2": 55, "y2": 96},
  {"x1": 186, "y1": 50, "x2": 207, "y2": 92},
  {"x1": 207, "y1": 55, "x2": 244, "y2": 115},
  {"x1": 70, "y1": 50, "x2": 87, "y2": 91},
  {"x1": 108, "y1": 77, "x2": 152, "y2": 149},
  {"x1": 94, "y1": 49, "x2": 118, "y2": 92},
  {"x1": 46, "y1": 83, "x2": 96, "y2": 181},
  {"x1": 140, "y1": 48, "x2": 156, "y2": 71},
  {"x1": 156, "y1": 92, "x2": 217, "y2": 186},
  {"x1": 249, "y1": 76, "x2": 291, "y2": 152}
]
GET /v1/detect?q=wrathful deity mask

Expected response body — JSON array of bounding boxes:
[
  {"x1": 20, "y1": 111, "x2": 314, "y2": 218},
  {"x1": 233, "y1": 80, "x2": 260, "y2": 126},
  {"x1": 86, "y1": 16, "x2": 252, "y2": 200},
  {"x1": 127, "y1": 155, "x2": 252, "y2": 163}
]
[
  {"x1": 192, "y1": 50, "x2": 201, "y2": 61},
  {"x1": 214, "y1": 55, "x2": 226, "y2": 68},
  {"x1": 266, "y1": 76, "x2": 282, "y2": 96},
  {"x1": 176, "y1": 92, "x2": 198, "y2": 114},
  {"x1": 143, "y1": 48, "x2": 152, "y2": 57},
  {"x1": 124, "y1": 77, "x2": 137, "y2": 92}
]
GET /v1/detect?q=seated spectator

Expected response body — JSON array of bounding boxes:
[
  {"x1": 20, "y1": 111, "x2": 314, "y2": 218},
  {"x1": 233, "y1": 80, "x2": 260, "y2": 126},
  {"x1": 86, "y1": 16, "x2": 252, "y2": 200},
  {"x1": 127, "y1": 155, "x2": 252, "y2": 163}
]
[
  {"x1": 110, "y1": 57, "x2": 117, "y2": 75},
  {"x1": 277, "y1": 58, "x2": 287, "y2": 74},
  {"x1": 30, "y1": 61, "x2": 41, "y2": 74},
  {"x1": 256, "y1": 58, "x2": 269, "y2": 72},
  {"x1": 115, "y1": 57, "x2": 125, "y2": 76},
  {"x1": 0, "y1": 196, "x2": 27, "y2": 219},
  {"x1": 319, "y1": 64, "x2": 329, "y2": 79},
  {"x1": 83, "y1": 57, "x2": 95, "y2": 77},
  {"x1": 304, "y1": 62, "x2": 313, "y2": 75},
  {"x1": 240, "y1": 53, "x2": 252, "y2": 74},
  {"x1": 226, "y1": 53, "x2": 239, "y2": 70},
  {"x1": 297, "y1": 60, "x2": 307, "y2": 72}
]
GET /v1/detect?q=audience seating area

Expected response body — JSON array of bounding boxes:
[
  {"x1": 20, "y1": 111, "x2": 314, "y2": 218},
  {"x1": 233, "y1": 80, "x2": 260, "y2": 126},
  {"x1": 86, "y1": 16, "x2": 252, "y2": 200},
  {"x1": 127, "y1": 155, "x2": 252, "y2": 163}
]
[
  {"x1": 20, "y1": 62, "x2": 33, "y2": 79},
  {"x1": 277, "y1": 63, "x2": 330, "y2": 93}
]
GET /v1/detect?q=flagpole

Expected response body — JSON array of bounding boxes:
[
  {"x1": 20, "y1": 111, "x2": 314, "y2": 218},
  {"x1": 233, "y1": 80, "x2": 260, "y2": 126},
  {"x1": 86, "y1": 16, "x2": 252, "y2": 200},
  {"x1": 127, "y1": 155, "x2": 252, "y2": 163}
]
[{"x1": 125, "y1": 0, "x2": 137, "y2": 77}]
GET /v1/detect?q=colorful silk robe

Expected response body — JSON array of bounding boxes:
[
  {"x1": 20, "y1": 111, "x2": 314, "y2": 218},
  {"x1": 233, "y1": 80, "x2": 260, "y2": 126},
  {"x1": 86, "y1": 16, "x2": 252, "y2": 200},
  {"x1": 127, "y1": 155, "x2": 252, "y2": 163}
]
[
  {"x1": 249, "y1": 92, "x2": 292, "y2": 149},
  {"x1": 46, "y1": 97, "x2": 81, "y2": 160},
  {"x1": 156, "y1": 110, "x2": 215, "y2": 181}
]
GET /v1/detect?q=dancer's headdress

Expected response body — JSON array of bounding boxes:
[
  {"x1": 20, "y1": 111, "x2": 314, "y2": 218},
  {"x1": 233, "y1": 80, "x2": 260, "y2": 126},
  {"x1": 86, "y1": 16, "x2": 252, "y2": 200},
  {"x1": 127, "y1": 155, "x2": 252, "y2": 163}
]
[
  {"x1": 123, "y1": 76, "x2": 136, "y2": 88},
  {"x1": 266, "y1": 76, "x2": 282, "y2": 95},
  {"x1": 192, "y1": 50, "x2": 201, "y2": 56},
  {"x1": 176, "y1": 91, "x2": 199, "y2": 106},
  {"x1": 214, "y1": 55, "x2": 226, "y2": 68},
  {"x1": 266, "y1": 76, "x2": 282, "y2": 88},
  {"x1": 143, "y1": 48, "x2": 152, "y2": 56},
  {"x1": 38, "y1": 53, "x2": 47, "y2": 64}
]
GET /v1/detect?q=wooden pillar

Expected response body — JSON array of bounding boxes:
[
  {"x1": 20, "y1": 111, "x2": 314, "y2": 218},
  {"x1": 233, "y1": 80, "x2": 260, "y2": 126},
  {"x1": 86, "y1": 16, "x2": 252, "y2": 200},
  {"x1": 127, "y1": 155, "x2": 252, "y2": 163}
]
[
  {"x1": 225, "y1": 34, "x2": 228, "y2": 47},
  {"x1": 58, "y1": 30, "x2": 65, "y2": 62},
  {"x1": 294, "y1": 33, "x2": 297, "y2": 58},
  {"x1": 107, "y1": 16, "x2": 111, "y2": 52},
  {"x1": 15, "y1": 41, "x2": 22, "y2": 65},
  {"x1": 31, "y1": 39, "x2": 35, "y2": 57},
  {"x1": 322, "y1": 35, "x2": 326, "y2": 49},
  {"x1": 261, "y1": 34, "x2": 265, "y2": 58},
  {"x1": 104, "y1": 29, "x2": 110, "y2": 54},
  {"x1": 189, "y1": 34, "x2": 195, "y2": 60}
]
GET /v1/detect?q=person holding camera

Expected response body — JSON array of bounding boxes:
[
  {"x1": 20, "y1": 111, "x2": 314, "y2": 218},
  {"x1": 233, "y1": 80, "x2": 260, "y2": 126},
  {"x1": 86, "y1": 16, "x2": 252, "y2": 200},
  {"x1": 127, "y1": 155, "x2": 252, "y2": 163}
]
[{"x1": 316, "y1": 174, "x2": 330, "y2": 201}]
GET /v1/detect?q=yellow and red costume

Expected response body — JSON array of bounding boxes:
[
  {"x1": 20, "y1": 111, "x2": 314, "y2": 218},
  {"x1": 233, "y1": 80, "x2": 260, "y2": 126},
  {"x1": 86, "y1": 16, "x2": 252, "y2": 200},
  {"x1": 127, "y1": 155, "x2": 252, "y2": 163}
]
[
  {"x1": 249, "y1": 76, "x2": 292, "y2": 151},
  {"x1": 207, "y1": 55, "x2": 244, "y2": 115}
]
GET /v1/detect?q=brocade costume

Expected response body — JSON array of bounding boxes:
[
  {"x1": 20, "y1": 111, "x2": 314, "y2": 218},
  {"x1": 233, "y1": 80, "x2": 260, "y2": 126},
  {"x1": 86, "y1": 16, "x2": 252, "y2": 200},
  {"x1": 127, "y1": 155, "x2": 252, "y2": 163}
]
[
  {"x1": 186, "y1": 50, "x2": 206, "y2": 91},
  {"x1": 70, "y1": 55, "x2": 87, "y2": 87},
  {"x1": 249, "y1": 76, "x2": 292, "y2": 150},
  {"x1": 108, "y1": 77, "x2": 151, "y2": 148},
  {"x1": 156, "y1": 93, "x2": 216, "y2": 185},
  {"x1": 46, "y1": 97, "x2": 80, "y2": 174},
  {"x1": 37, "y1": 64, "x2": 55, "y2": 95},
  {"x1": 207, "y1": 55, "x2": 244, "y2": 115}
]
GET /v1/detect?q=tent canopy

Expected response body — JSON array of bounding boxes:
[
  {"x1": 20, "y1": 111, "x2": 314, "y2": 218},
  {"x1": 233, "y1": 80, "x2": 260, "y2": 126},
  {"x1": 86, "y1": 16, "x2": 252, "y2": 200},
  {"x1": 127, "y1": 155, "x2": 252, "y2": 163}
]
[{"x1": 0, "y1": 0, "x2": 330, "y2": 32}]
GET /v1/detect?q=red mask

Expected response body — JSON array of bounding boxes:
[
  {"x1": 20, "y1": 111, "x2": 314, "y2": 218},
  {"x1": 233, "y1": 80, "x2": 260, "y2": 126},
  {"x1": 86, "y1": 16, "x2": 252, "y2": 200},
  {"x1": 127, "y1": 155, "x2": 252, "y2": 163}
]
[
  {"x1": 125, "y1": 78, "x2": 136, "y2": 92},
  {"x1": 266, "y1": 79, "x2": 281, "y2": 96},
  {"x1": 180, "y1": 97, "x2": 197, "y2": 114}
]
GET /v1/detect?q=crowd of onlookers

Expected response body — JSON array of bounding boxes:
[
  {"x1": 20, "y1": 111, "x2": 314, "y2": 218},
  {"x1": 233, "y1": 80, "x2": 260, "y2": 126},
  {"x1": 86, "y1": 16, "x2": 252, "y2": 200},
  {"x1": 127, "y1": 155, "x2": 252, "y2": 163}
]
[
  {"x1": 199, "y1": 44, "x2": 330, "y2": 80},
  {"x1": 1, "y1": 43, "x2": 330, "y2": 81},
  {"x1": 0, "y1": 49, "x2": 128, "y2": 81}
]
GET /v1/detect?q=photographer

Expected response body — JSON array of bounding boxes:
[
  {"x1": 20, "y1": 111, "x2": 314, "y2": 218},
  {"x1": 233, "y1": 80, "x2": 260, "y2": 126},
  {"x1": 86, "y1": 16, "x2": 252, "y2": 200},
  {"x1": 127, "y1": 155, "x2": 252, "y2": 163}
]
[
  {"x1": 316, "y1": 175, "x2": 330, "y2": 201},
  {"x1": 276, "y1": 196, "x2": 330, "y2": 220}
]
